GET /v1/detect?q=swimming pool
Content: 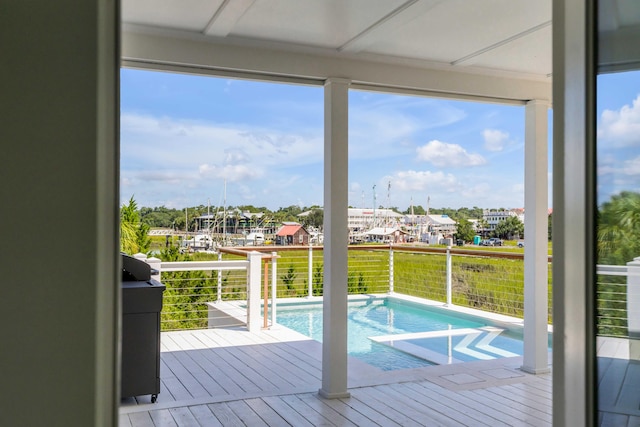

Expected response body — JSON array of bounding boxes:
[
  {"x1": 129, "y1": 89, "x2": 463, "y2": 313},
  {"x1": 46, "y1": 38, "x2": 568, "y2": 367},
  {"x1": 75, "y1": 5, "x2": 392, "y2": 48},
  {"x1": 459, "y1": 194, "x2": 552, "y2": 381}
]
[{"x1": 276, "y1": 297, "x2": 530, "y2": 371}]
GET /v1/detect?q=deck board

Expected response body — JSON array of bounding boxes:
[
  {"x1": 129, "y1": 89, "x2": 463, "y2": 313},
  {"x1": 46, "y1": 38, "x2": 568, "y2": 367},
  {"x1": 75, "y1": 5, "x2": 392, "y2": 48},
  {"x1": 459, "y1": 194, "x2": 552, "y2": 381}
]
[
  {"x1": 120, "y1": 327, "x2": 561, "y2": 426},
  {"x1": 318, "y1": 394, "x2": 392, "y2": 426},
  {"x1": 279, "y1": 394, "x2": 339, "y2": 426},
  {"x1": 226, "y1": 399, "x2": 270, "y2": 427},
  {"x1": 127, "y1": 411, "x2": 155, "y2": 427},
  {"x1": 406, "y1": 381, "x2": 513, "y2": 427},
  {"x1": 296, "y1": 393, "x2": 359, "y2": 427},
  {"x1": 262, "y1": 395, "x2": 316, "y2": 427},
  {"x1": 148, "y1": 408, "x2": 178, "y2": 427},
  {"x1": 388, "y1": 382, "x2": 492, "y2": 426},
  {"x1": 167, "y1": 407, "x2": 200, "y2": 427},
  {"x1": 186, "y1": 404, "x2": 222, "y2": 427},
  {"x1": 205, "y1": 402, "x2": 244, "y2": 427},
  {"x1": 244, "y1": 397, "x2": 291, "y2": 426},
  {"x1": 350, "y1": 386, "x2": 433, "y2": 426}
]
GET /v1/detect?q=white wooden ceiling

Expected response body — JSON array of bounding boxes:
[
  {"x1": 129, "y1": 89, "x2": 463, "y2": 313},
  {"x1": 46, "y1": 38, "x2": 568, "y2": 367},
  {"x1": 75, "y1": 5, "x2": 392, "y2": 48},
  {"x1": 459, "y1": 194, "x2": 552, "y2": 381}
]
[{"x1": 121, "y1": 0, "x2": 554, "y2": 102}]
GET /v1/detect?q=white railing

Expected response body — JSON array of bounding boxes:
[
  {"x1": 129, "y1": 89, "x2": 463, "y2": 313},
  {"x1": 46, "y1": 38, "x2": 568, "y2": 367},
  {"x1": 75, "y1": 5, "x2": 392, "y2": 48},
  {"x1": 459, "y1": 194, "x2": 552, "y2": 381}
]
[
  {"x1": 133, "y1": 251, "x2": 278, "y2": 332},
  {"x1": 596, "y1": 258, "x2": 640, "y2": 341},
  {"x1": 136, "y1": 244, "x2": 547, "y2": 332}
]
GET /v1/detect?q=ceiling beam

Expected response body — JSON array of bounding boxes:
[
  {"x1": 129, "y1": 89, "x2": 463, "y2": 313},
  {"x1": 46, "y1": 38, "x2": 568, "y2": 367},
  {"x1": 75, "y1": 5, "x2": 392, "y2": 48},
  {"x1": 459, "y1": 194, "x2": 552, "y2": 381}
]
[
  {"x1": 203, "y1": 0, "x2": 255, "y2": 37},
  {"x1": 451, "y1": 21, "x2": 551, "y2": 66},
  {"x1": 122, "y1": 28, "x2": 551, "y2": 103},
  {"x1": 339, "y1": 0, "x2": 442, "y2": 53}
]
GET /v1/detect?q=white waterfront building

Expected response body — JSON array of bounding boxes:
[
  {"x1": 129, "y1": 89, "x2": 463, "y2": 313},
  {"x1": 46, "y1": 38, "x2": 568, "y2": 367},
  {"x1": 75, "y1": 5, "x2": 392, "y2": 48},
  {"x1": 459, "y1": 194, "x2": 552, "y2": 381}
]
[{"x1": 482, "y1": 209, "x2": 522, "y2": 231}]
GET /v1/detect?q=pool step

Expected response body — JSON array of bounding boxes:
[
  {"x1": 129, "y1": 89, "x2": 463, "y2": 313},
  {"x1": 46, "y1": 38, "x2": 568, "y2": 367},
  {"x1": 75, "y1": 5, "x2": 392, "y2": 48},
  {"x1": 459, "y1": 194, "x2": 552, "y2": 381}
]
[{"x1": 370, "y1": 327, "x2": 520, "y2": 364}]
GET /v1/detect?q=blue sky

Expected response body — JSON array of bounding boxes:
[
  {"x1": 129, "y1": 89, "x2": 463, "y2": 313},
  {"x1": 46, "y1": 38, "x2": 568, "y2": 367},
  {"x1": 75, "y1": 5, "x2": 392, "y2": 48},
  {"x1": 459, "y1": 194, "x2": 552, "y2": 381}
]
[
  {"x1": 120, "y1": 68, "x2": 639, "y2": 211},
  {"x1": 597, "y1": 70, "x2": 640, "y2": 205}
]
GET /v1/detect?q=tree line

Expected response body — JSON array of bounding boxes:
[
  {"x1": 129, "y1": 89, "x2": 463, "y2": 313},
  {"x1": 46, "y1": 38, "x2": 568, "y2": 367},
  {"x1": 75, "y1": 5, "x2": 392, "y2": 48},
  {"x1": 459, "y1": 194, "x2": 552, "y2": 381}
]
[
  {"x1": 137, "y1": 203, "x2": 324, "y2": 231},
  {"x1": 133, "y1": 202, "x2": 490, "y2": 231}
]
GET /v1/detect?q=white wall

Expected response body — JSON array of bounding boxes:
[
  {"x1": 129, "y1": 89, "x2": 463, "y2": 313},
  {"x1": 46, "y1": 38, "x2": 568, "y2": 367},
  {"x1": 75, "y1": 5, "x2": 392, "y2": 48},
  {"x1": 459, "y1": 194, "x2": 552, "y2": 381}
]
[{"x1": 0, "y1": 2, "x2": 119, "y2": 426}]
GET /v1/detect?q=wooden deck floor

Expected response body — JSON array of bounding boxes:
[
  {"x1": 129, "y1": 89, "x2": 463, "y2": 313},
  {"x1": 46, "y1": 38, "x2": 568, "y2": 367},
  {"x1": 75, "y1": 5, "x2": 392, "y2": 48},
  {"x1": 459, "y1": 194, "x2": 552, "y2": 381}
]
[
  {"x1": 119, "y1": 328, "x2": 640, "y2": 426},
  {"x1": 120, "y1": 326, "x2": 556, "y2": 426}
]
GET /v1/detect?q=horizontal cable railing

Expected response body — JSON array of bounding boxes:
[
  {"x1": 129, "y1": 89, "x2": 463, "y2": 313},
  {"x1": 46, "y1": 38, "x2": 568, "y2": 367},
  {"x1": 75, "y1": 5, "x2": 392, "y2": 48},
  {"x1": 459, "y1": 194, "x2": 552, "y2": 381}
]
[
  {"x1": 392, "y1": 246, "x2": 552, "y2": 321},
  {"x1": 596, "y1": 264, "x2": 630, "y2": 338},
  {"x1": 452, "y1": 254, "x2": 525, "y2": 317},
  {"x1": 146, "y1": 244, "x2": 562, "y2": 331},
  {"x1": 348, "y1": 246, "x2": 390, "y2": 295},
  {"x1": 159, "y1": 259, "x2": 249, "y2": 331}
]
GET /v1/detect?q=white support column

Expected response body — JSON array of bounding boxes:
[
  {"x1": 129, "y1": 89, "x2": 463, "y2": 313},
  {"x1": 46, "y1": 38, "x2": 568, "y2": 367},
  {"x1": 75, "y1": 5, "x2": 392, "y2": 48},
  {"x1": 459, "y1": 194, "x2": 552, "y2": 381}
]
[
  {"x1": 627, "y1": 257, "x2": 640, "y2": 359},
  {"x1": 246, "y1": 251, "x2": 263, "y2": 332},
  {"x1": 308, "y1": 243, "x2": 313, "y2": 298},
  {"x1": 217, "y1": 252, "x2": 223, "y2": 302},
  {"x1": 271, "y1": 252, "x2": 278, "y2": 326},
  {"x1": 446, "y1": 246, "x2": 452, "y2": 306},
  {"x1": 389, "y1": 245, "x2": 394, "y2": 294},
  {"x1": 320, "y1": 77, "x2": 351, "y2": 399},
  {"x1": 522, "y1": 99, "x2": 551, "y2": 374}
]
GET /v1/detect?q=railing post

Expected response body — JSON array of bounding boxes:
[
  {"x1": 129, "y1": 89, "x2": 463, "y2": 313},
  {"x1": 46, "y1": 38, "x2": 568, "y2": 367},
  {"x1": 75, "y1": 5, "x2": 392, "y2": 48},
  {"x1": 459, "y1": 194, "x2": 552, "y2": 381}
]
[
  {"x1": 271, "y1": 252, "x2": 277, "y2": 326},
  {"x1": 627, "y1": 256, "x2": 640, "y2": 359},
  {"x1": 217, "y1": 252, "x2": 222, "y2": 302},
  {"x1": 263, "y1": 259, "x2": 269, "y2": 329},
  {"x1": 246, "y1": 251, "x2": 263, "y2": 332},
  {"x1": 446, "y1": 246, "x2": 452, "y2": 306},
  {"x1": 308, "y1": 242, "x2": 313, "y2": 298},
  {"x1": 389, "y1": 244, "x2": 394, "y2": 294},
  {"x1": 136, "y1": 252, "x2": 161, "y2": 281},
  {"x1": 147, "y1": 256, "x2": 161, "y2": 282}
]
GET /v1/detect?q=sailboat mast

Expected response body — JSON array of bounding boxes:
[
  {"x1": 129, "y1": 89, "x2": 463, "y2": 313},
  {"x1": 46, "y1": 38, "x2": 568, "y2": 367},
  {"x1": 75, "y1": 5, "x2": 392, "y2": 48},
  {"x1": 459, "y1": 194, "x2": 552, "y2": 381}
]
[
  {"x1": 222, "y1": 179, "x2": 227, "y2": 240},
  {"x1": 386, "y1": 180, "x2": 391, "y2": 228},
  {"x1": 372, "y1": 184, "x2": 377, "y2": 228}
]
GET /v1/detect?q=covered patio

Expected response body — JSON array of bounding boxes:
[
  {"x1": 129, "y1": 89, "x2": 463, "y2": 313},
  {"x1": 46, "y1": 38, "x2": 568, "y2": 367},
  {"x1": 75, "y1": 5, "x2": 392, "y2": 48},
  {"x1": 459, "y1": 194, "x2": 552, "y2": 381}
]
[
  {"x1": 121, "y1": 0, "x2": 552, "y2": 402},
  {"x1": 10, "y1": 0, "x2": 628, "y2": 425}
]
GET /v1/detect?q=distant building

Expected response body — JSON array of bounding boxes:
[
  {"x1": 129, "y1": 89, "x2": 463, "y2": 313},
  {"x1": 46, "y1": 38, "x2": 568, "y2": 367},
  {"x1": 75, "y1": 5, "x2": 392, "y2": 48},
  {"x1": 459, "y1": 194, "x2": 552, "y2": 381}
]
[
  {"x1": 275, "y1": 222, "x2": 310, "y2": 245},
  {"x1": 196, "y1": 210, "x2": 276, "y2": 234},
  {"x1": 299, "y1": 207, "x2": 404, "y2": 234},
  {"x1": 348, "y1": 208, "x2": 404, "y2": 232},
  {"x1": 427, "y1": 214, "x2": 457, "y2": 236},
  {"x1": 364, "y1": 227, "x2": 411, "y2": 243},
  {"x1": 482, "y1": 209, "x2": 520, "y2": 231}
]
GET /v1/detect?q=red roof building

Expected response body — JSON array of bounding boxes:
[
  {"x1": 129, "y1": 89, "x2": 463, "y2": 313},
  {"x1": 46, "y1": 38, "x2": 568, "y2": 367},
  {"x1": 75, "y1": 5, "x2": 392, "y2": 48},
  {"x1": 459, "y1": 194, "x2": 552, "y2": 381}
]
[{"x1": 275, "y1": 222, "x2": 310, "y2": 245}]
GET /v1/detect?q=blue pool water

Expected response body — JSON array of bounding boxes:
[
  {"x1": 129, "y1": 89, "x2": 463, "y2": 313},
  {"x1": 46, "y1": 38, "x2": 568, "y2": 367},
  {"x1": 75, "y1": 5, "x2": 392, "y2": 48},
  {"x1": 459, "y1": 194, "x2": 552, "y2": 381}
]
[{"x1": 276, "y1": 298, "x2": 527, "y2": 371}]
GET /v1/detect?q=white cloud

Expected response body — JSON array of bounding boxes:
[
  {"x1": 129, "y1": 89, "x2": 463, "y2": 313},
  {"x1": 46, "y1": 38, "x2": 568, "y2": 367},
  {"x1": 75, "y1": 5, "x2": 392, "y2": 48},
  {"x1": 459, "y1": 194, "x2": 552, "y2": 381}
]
[
  {"x1": 598, "y1": 94, "x2": 640, "y2": 147},
  {"x1": 622, "y1": 156, "x2": 640, "y2": 175},
  {"x1": 416, "y1": 140, "x2": 486, "y2": 168},
  {"x1": 597, "y1": 155, "x2": 640, "y2": 176},
  {"x1": 510, "y1": 183, "x2": 525, "y2": 193},
  {"x1": 348, "y1": 98, "x2": 467, "y2": 160},
  {"x1": 120, "y1": 112, "x2": 326, "y2": 208},
  {"x1": 121, "y1": 112, "x2": 323, "y2": 168},
  {"x1": 483, "y1": 129, "x2": 510, "y2": 152},
  {"x1": 198, "y1": 163, "x2": 263, "y2": 181},
  {"x1": 385, "y1": 170, "x2": 460, "y2": 193},
  {"x1": 460, "y1": 183, "x2": 491, "y2": 199}
]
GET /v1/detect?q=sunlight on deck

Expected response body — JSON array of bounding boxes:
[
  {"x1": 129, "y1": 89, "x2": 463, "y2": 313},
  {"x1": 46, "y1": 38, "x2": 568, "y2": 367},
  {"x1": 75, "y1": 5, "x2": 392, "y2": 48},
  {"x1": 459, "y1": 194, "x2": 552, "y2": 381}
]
[{"x1": 120, "y1": 327, "x2": 553, "y2": 426}]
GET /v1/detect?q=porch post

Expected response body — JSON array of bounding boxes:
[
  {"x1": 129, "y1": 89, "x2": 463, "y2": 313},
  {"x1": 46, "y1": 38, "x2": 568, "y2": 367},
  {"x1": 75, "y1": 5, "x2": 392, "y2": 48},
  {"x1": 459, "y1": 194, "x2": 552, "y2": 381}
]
[
  {"x1": 522, "y1": 99, "x2": 551, "y2": 374},
  {"x1": 627, "y1": 257, "x2": 640, "y2": 359},
  {"x1": 246, "y1": 251, "x2": 263, "y2": 332},
  {"x1": 320, "y1": 77, "x2": 351, "y2": 399}
]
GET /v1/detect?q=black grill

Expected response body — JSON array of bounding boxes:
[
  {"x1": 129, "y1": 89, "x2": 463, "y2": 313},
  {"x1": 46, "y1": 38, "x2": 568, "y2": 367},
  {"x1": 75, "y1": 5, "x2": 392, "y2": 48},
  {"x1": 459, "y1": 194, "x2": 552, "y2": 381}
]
[{"x1": 121, "y1": 254, "x2": 165, "y2": 403}]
